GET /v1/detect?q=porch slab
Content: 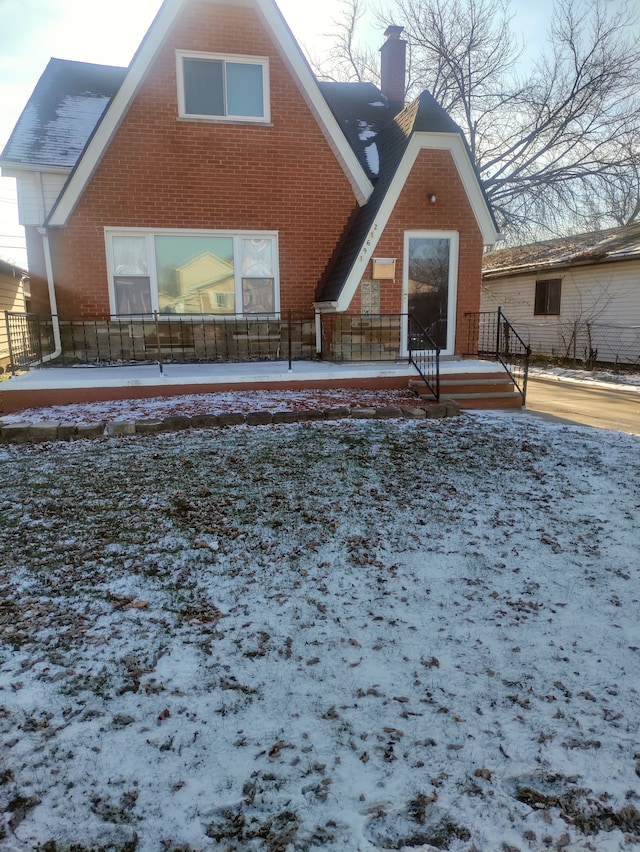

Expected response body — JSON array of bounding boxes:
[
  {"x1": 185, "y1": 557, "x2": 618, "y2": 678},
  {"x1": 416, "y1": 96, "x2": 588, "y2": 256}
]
[{"x1": 0, "y1": 358, "x2": 506, "y2": 414}]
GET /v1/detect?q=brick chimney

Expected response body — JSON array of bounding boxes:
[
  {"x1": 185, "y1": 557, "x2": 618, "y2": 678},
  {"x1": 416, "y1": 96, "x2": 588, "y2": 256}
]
[{"x1": 380, "y1": 25, "x2": 407, "y2": 115}]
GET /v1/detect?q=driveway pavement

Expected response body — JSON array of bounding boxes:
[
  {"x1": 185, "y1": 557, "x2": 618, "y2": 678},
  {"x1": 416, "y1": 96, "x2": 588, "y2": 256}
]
[{"x1": 524, "y1": 375, "x2": 640, "y2": 436}]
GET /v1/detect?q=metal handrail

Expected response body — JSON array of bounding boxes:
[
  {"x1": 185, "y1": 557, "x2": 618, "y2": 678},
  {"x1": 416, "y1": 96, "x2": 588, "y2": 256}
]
[
  {"x1": 407, "y1": 313, "x2": 440, "y2": 401},
  {"x1": 465, "y1": 308, "x2": 531, "y2": 405},
  {"x1": 496, "y1": 307, "x2": 531, "y2": 404}
]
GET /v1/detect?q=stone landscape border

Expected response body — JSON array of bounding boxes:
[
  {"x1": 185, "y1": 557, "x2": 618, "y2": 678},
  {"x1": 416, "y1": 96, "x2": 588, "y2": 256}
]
[{"x1": 0, "y1": 400, "x2": 461, "y2": 444}]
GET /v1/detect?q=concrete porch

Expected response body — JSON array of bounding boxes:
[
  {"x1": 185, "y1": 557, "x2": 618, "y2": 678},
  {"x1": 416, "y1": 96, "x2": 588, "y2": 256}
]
[{"x1": 0, "y1": 358, "x2": 521, "y2": 414}]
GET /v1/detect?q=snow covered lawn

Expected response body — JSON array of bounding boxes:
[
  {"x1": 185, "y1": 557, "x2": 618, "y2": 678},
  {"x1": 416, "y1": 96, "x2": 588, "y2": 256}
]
[{"x1": 0, "y1": 410, "x2": 639, "y2": 850}]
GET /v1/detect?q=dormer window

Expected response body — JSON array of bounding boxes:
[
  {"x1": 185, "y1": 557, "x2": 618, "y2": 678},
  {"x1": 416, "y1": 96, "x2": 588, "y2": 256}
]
[{"x1": 177, "y1": 51, "x2": 270, "y2": 122}]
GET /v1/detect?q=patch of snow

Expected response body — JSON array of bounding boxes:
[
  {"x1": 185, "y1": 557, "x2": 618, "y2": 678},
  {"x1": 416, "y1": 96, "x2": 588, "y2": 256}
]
[
  {"x1": 0, "y1": 388, "x2": 419, "y2": 426},
  {"x1": 357, "y1": 121, "x2": 377, "y2": 142},
  {"x1": 530, "y1": 366, "x2": 640, "y2": 392},
  {"x1": 364, "y1": 142, "x2": 379, "y2": 176},
  {"x1": 0, "y1": 413, "x2": 639, "y2": 848}
]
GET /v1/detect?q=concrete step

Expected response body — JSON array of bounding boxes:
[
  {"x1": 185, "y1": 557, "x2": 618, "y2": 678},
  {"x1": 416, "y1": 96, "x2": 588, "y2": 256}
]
[
  {"x1": 409, "y1": 373, "x2": 513, "y2": 387},
  {"x1": 428, "y1": 392, "x2": 522, "y2": 410},
  {"x1": 410, "y1": 371, "x2": 523, "y2": 409}
]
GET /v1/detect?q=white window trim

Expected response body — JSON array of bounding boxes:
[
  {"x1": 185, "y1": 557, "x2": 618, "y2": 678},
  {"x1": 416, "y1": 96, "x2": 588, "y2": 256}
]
[
  {"x1": 400, "y1": 230, "x2": 459, "y2": 357},
  {"x1": 534, "y1": 277, "x2": 562, "y2": 316},
  {"x1": 176, "y1": 50, "x2": 271, "y2": 123},
  {"x1": 105, "y1": 227, "x2": 280, "y2": 319}
]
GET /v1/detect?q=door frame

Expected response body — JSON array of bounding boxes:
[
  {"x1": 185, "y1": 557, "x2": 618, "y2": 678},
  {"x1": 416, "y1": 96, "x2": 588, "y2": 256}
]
[{"x1": 401, "y1": 230, "x2": 459, "y2": 357}]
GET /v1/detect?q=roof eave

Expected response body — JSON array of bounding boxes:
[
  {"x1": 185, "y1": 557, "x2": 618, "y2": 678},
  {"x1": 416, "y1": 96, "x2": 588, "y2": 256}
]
[
  {"x1": 484, "y1": 252, "x2": 640, "y2": 280},
  {"x1": 1, "y1": 161, "x2": 72, "y2": 177},
  {"x1": 47, "y1": 0, "x2": 183, "y2": 227},
  {"x1": 254, "y1": 0, "x2": 373, "y2": 205}
]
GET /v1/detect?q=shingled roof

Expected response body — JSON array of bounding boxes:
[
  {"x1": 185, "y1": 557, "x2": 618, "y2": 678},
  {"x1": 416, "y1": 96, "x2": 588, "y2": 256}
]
[
  {"x1": 3, "y1": 63, "x2": 395, "y2": 182},
  {"x1": 483, "y1": 222, "x2": 640, "y2": 279},
  {"x1": 316, "y1": 90, "x2": 492, "y2": 304},
  {"x1": 318, "y1": 81, "x2": 395, "y2": 181},
  {"x1": 1, "y1": 59, "x2": 126, "y2": 169}
]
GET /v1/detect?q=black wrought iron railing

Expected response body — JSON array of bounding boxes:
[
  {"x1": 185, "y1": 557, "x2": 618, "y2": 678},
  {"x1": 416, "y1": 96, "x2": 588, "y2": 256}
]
[
  {"x1": 465, "y1": 307, "x2": 531, "y2": 404},
  {"x1": 319, "y1": 312, "x2": 440, "y2": 399},
  {"x1": 4, "y1": 312, "x2": 318, "y2": 371},
  {"x1": 5, "y1": 312, "x2": 441, "y2": 398},
  {"x1": 319, "y1": 313, "x2": 403, "y2": 362},
  {"x1": 4, "y1": 312, "x2": 53, "y2": 374},
  {"x1": 407, "y1": 314, "x2": 440, "y2": 401}
]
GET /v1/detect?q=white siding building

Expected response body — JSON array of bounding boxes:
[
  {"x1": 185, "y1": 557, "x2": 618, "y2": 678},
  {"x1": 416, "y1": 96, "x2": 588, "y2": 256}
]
[{"x1": 482, "y1": 224, "x2": 640, "y2": 365}]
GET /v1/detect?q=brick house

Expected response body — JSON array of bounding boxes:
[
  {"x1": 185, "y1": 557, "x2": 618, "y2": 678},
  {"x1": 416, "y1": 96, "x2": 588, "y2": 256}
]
[{"x1": 1, "y1": 0, "x2": 498, "y2": 366}]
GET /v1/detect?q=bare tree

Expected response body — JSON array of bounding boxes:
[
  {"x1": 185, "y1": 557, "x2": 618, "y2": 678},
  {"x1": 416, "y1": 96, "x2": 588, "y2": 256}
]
[
  {"x1": 315, "y1": 0, "x2": 382, "y2": 83},
  {"x1": 319, "y1": 0, "x2": 640, "y2": 242}
]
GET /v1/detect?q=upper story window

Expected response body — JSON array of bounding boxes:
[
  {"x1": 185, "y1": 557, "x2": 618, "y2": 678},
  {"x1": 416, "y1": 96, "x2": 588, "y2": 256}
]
[
  {"x1": 177, "y1": 51, "x2": 270, "y2": 122},
  {"x1": 534, "y1": 278, "x2": 562, "y2": 316}
]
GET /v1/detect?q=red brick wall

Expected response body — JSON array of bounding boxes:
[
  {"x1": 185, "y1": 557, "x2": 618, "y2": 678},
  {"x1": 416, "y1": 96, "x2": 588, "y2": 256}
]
[
  {"x1": 49, "y1": 1, "x2": 357, "y2": 319},
  {"x1": 351, "y1": 148, "x2": 484, "y2": 354}
]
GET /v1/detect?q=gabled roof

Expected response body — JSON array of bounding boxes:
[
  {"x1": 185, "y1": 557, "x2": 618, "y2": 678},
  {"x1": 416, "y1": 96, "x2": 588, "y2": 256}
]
[
  {"x1": 39, "y1": 0, "x2": 373, "y2": 226},
  {"x1": 1, "y1": 59, "x2": 126, "y2": 170},
  {"x1": 317, "y1": 90, "x2": 499, "y2": 307},
  {"x1": 1, "y1": 0, "x2": 498, "y2": 312},
  {"x1": 318, "y1": 81, "x2": 396, "y2": 181},
  {"x1": 483, "y1": 222, "x2": 640, "y2": 279}
]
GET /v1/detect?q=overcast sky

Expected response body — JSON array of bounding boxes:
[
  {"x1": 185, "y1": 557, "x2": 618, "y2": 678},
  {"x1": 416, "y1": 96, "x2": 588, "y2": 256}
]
[{"x1": 0, "y1": 0, "x2": 550, "y2": 267}]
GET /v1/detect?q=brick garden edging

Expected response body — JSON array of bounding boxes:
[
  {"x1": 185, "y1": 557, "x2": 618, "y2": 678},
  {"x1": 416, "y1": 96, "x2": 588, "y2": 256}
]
[{"x1": 0, "y1": 400, "x2": 461, "y2": 444}]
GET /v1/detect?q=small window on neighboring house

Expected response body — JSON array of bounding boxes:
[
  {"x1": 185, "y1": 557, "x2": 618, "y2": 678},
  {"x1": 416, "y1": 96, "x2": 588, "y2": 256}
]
[
  {"x1": 177, "y1": 52, "x2": 269, "y2": 122},
  {"x1": 534, "y1": 278, "x2": 562, "y2": 315}
]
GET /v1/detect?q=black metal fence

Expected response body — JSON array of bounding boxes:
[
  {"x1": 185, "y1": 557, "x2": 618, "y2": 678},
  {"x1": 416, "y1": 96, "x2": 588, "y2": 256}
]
[
  {"x1": 4, "y1": 311, "x2": 52, "y2": 371},
  {"x1": 319, "y1": 313, "x2": 403, "y2": 362},
  {"x1": 5, "y1": 311, "x2": 440, "y2": 385},
  {"x1": 465, "y1": 308, "x2": 531, "y2": 404},
  {"x1": 4, "y1": 312, "x2": 319, "y2": 372},
  {"x1": 502, "y1": 320, "x2": 640, "y2": 368}
]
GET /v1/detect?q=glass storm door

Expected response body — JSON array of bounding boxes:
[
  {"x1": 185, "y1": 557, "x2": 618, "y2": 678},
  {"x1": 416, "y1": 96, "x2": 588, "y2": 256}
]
[{"x1": 403, "y1": 232, "x2": 458, "y2": 354}]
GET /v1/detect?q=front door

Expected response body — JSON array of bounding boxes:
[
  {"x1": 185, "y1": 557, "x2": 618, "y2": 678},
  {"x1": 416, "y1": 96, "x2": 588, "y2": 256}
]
[{"x1": 403, "y1": 231, "x2": 458, "y2": 355}]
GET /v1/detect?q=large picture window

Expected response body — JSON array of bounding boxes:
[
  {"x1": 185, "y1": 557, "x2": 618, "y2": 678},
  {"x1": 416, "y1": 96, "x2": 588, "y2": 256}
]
[
  {"x1": 177, "y1": 51, "x2": 269, "y2": 122},
  {"x1": 107, "y1": 230, "x2": 278, "y2": 317}
]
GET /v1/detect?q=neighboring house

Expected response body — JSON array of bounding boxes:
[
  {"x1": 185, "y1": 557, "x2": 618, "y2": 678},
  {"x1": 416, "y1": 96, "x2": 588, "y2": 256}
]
[
  {"x1": 0, "y1": 0, "x2": 498, "y2": 367},
  {"x1": 482, "y1": 223, "x2": 640, "y2": 365},
  {"x1": 0, "y1": 260, "x2": 29, "y2": 372}
]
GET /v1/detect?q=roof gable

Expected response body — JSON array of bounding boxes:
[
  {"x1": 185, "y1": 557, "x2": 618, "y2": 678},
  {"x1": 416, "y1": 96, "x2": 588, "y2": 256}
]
[
  {"x1": 317, "y1": 91, "x2": 499, "y2": 307},
  {"x1": 44, "y1": 0, "x2": 373, "y2": 227}
]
